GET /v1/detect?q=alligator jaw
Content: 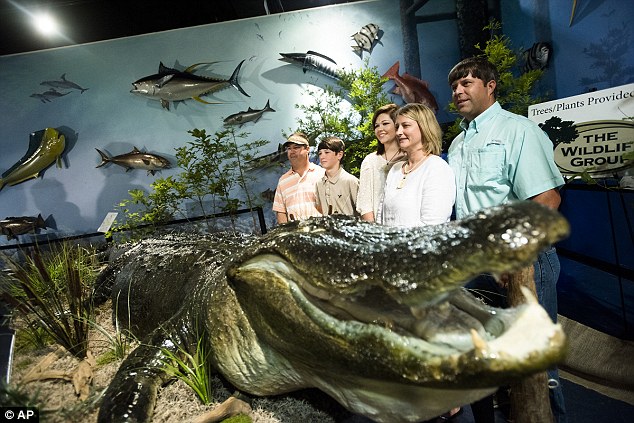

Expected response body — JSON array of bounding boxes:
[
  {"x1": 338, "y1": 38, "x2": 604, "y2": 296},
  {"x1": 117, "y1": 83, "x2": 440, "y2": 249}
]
[{"x1": 229, "y1": 254, "x2": 566, "y2": 421}]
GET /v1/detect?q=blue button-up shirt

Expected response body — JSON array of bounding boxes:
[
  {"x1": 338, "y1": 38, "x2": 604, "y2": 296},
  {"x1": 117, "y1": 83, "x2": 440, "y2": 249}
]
[{"x1": 448, "y1": 102, "x2": 564, "y2": 219}]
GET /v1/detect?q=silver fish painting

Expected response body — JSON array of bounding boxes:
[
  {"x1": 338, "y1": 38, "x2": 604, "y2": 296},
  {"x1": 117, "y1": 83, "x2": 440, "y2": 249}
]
[
  {"x1": 279, "y1": 51, "x2": 342, "y2": 80},
  {"x1": 96, "y1": 147, "x2": 171, "y2": 175},
  {"x1": 40, "y1": 73, "x2": 89, "y2": 93},
  {"x1": 351, "y1": 23, "x2": 380, "y2": 55},
  {"x1": 0, "y1": 128, "x2": 66, "y2": 191},
  {"x1": 223, "y1": 100, "x2": 275, "y2": 126},
  {"x1": 131, "y1": 60, "x2": 249, "y2": 110}
]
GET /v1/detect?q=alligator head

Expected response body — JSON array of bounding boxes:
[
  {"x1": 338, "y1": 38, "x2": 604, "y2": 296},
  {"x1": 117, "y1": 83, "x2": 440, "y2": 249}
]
[
  {"x1": 100, "y1": 200, "x2": 568, "y2": 422},
  {"x1": 225, "y1": 201, "x2": 569, "y2": 421}
]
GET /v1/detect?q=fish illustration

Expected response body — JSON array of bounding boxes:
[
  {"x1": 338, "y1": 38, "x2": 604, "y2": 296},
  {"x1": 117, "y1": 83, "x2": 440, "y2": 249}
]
[
  {"x1": 40, "y1": 73, "x2": 89, "y2": 93},
  {"x1": 279, "y1": 51, "x2": 342, "y2": 80},
  {"x1": 382, "y1": 61, "x2": 439, "y2": 112},
  {"x1": 131, "y1": 60, "x2": 249, "y2": 110},
  {"x1": 523, "y1": 42, "x2": 552, "y2": 73},
  {"x1": 260, "y1": 188, "x2": 276, "y2": 202},
  {"x1": 0, "y1": 128, "x2": 66, "y2": 191},
  {"x1": 223, "y1": 100, "x2": 276, "y2": 126},
  {"x1": 246, "y1": 143, "x2": 287, "y2": 169},
  {"x1": 0, "y1": 214, "x2": 48, "y2": 240},
  {"x1": 351, "y1": 23, "x2": 380, "y2": 55},
  {"x1": 96, "y1": 147, "x2": 171, "y2": 175},
  {"x1": 30, "y1": 89, "x2": 70, "y2": 103}
]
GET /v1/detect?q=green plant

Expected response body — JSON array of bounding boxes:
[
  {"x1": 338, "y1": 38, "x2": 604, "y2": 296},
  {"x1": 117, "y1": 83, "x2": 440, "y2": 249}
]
[
  {"x1": 110, "y1": 128, "x2": 267, "y2": 239},
  {"x1": 0, "y1": 382, "x2": 49, "y2": 411},
  {"x1": 292, "y1": 60, "x2": 390, "y2": 176},
  {"x1": 1, "y1": 244, "x2": 99, "y2": 358},
  {"x1": 91, "y1": 284, "x2": 136, "y2": 365},
  {"x1": 159, "y1": 335, "x2": 214, "y2": 405},
  {"x1": 12, "y1": 316, "x2": 54, "y2": 352}
]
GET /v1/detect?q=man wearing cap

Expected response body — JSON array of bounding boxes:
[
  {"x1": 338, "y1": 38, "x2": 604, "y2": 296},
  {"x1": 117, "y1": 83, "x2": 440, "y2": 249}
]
[{"x1": 272, "y1": 132, "x2": 325, "y2": 224}]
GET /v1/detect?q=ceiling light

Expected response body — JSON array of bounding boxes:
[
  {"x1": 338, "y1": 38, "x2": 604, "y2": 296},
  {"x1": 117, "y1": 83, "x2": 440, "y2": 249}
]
[{"x1": 33, "y1": 12, "x2": 59, "y2": 36}]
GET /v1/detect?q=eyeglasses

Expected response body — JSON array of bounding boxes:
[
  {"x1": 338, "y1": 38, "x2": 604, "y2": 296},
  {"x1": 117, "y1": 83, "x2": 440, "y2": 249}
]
[{"x1": 285, "y1": 144, "x2": 306, "y2": 151}]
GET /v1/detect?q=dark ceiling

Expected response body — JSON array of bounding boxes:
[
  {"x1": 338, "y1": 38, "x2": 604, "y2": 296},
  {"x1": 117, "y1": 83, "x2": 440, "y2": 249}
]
[{"x1": 0, "y1": 0, "x2": 364, "y2": 56}]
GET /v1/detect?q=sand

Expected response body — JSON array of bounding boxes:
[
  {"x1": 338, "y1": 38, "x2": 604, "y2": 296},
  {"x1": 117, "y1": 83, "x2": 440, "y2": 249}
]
[{"x1": 7, "y1": 300, "x2": 343, "y2": 423}]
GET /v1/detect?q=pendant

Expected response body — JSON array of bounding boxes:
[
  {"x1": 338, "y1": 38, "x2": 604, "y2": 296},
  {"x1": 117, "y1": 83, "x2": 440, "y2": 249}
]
[{"x1": 397, "y1": 175, "x2": 406, "y2": 189}]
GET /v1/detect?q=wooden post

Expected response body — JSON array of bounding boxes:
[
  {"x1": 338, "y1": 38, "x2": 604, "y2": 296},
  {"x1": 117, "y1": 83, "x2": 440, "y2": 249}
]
[{"x1": 506, "y1": 266, "x2": 554, "y2": 423}]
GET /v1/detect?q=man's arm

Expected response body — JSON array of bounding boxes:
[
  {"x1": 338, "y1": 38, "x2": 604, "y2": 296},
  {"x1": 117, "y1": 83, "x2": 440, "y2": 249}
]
[
  {"x1": 276, "y1": 212, "x2": 288, "y2": 224},
  {"x1": 530, "y1": 188, "x2": 561, "y2": 210}
]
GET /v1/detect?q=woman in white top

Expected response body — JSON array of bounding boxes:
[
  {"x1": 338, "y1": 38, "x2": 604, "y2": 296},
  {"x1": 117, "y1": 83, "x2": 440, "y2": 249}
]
[
  {"x1": 356, "y1": 104, "x2": 405, "y2": 221},
  {"x1": 379, "y1": 103, "x2": 456, "y2": 227}
]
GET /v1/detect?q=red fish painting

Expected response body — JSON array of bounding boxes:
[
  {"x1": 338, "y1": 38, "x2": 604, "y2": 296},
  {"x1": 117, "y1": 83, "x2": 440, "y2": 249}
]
[{"x1": 383, "y1": 61, "x2": 439, "y2": 112}]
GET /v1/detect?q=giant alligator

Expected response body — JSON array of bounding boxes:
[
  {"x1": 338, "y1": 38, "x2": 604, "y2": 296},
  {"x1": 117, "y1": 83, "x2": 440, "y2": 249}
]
[{"x1": 97, "y1": 201, "x2": 569, "y2": 422}]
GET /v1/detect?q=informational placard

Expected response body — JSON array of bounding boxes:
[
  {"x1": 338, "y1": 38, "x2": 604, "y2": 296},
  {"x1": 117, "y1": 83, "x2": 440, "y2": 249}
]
[
  {"x1": 97, "y1": 212, "x2": 118, "y2": 233},
  {"x1": 528, "y1": 83, "x2": 634, "y2": 177}
]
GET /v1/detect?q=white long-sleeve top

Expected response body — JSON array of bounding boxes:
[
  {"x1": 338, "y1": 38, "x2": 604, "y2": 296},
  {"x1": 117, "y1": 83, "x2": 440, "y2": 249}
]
[
  {"x1": 356, "y1": 152, "x2": 402, "y2": 217},
  {"x1": 379, "y1": 155, "x2": 456, "y2": 227}
]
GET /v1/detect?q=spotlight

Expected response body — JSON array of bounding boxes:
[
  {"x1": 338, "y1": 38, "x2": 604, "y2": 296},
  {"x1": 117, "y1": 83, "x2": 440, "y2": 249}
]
[{"x1": 33, "y1": 12, "x2": 59, "y2": 36}]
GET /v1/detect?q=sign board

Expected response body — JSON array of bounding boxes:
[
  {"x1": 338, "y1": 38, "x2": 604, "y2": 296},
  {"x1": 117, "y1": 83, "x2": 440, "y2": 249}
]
[
  {"x1": 97, "y1": 212, "x2": 118, "y2": 233},
  {"x1": 528, "y1": 84, "x2": 634, "y2": 177}
]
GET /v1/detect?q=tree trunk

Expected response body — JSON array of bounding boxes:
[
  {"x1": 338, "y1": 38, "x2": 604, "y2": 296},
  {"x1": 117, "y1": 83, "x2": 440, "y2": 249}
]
[
  {"x1": 506, "y1": 266, "x2": 554, "y2": 423},
  {"x1": 455, "y1": 0, "x2": 490, "y2": 58},
  {"x1": 399, "y1": 0, "x2": 421, "y2": 78}
]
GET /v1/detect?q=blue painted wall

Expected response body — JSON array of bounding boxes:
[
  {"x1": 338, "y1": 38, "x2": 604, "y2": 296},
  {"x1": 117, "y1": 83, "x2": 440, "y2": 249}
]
[{"x1": 1, "y1": 0, "x2": 633, "y2": 337}]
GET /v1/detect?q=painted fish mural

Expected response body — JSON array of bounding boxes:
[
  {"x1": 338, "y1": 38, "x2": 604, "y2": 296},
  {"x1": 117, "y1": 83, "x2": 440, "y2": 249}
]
[
  {"x1": 30, "y1": 89, "x2": 70, "y2": 103},
  {"x1": 383, "y1": 61, "x2": 439, "y2": 111},
  {"x1": 40, "y1": 74, "x2": 89, "y2": 94},
  {"x1": 0, "y1": 128, "x2": 65, "y2": 191},
  {"x1": 95, "y1": 147, "x2": 171, "y2": 175},
  {"x1": 223, "y1": 100, "x2": 276, "y2": 126},
  {"x1": 351, "y1": 23, "x2": 381, "y2": 55},
  {"x1": 523, "y1": 42, "x2": 552, "y2": 72},
  {"x1": 96, "y1": 201, "x2": 568, "y2": 423},
  {"x1": 0, "y1": 214, "x2": 48, "y2": 240},
  {"x1": 279, "y1": 51, "x2": 342, "y2": 80},
  {"x1": 131, "y1": 60, "x2": 249, "y2": 110}
]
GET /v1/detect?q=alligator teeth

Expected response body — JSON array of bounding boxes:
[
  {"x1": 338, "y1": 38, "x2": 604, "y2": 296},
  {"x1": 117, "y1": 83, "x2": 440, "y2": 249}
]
[{"x1": 470, "y1": 329, "x2": 490, "y2": 357}]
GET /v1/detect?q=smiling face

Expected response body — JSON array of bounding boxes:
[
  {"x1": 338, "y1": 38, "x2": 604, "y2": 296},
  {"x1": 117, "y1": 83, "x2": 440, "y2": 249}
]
[
  {"x1": 451, "y1": 72, "x2": 496, "y2": 122},
  {"x1": 374, "y1": 112, "x2": 397, "y2": 146},
  {"x1": 395, "y1": 115, "x2": 422, "y2": 153}
]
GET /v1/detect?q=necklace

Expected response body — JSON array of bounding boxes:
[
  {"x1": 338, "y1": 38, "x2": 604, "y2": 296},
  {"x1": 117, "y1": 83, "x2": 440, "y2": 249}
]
[
  {"x1": 382, "y1": 148, "x2": 402, "y2": 172},
  {"x1": 397, "y1": 155, "x2": 428, "y2": 189}
]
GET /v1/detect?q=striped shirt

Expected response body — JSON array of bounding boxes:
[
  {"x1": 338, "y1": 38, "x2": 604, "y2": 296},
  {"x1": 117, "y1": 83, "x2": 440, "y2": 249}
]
[{"x1": 272, "y1": 162, "x2": 325, "y2": 221}]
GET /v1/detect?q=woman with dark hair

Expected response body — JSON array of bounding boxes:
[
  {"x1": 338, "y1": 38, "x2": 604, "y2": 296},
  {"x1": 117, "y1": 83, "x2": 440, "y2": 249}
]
[{"x1": 356, "y1": 103, "x2": 405, "y2": 221}]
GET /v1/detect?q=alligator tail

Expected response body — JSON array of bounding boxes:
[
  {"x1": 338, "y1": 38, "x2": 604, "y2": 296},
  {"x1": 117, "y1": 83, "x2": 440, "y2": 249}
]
[
  {"x1": 95, "y1": 148, "x2": 111, "y2": 168},
  {"x1": 229, "y1": 60, "x2": 250, "y2": 97}
]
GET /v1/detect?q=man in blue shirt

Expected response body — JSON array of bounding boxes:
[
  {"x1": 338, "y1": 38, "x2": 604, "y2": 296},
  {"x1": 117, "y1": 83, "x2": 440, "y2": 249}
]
[{"x1": 447, "y1": 57, "x2": 566, "y2": 423}]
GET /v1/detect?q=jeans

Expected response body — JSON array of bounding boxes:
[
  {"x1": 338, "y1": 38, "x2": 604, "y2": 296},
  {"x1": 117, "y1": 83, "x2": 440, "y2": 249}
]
[{"x1": 464, "y1": 247, "x2": 567, "y2": 423}]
